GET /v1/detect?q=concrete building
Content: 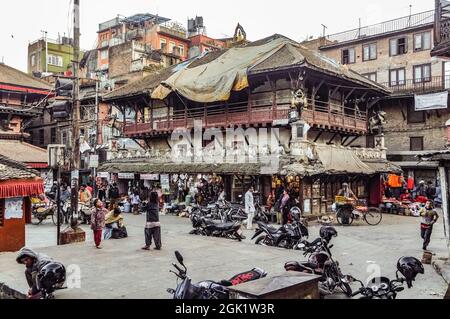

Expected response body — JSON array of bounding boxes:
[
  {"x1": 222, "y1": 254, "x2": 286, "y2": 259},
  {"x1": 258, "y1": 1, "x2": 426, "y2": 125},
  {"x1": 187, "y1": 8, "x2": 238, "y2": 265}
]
[
  {"x1": 188, "y1": 34, "x2": 226, "y2": 58},
  {"x1": 310, "y1": 9, "x2": 450, "y2": 185},
  {"x1": 96, "y1": 13, "x2": 190, "y2": 89},
  {"x1": 27, "y1": 35, "x2": 78, "y2": 77}
]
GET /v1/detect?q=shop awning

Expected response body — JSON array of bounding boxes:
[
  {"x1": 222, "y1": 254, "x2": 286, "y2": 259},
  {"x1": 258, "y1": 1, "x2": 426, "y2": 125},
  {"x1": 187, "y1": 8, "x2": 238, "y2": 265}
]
[
  {"x1": 363, "y1": 160, "x2": 403, "y2": 174},
  {"x1": 99, "y1": 161, "x2": 267, "y2": 176},
  {"x1": 0, "y1": 179, "x2": 44, "y2": 199},
  {"x1": 315, "y1": 145, "x2": 376, "y2": 175}
]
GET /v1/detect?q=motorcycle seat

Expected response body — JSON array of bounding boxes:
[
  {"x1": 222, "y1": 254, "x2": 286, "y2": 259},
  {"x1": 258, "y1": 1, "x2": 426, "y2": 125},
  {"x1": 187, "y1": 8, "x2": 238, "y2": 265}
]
[{"x1": 213, "y1": 222, "x2": 239, "y2": 230}]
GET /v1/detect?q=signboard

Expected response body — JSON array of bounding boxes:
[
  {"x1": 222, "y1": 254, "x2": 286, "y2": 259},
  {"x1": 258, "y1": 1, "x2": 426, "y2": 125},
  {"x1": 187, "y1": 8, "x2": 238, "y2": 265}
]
[
  {"x1": 97, "y1": 172, "x2": 110, "y2": 178},
  {"x1": 415, "y1": 91, "x2": 449, "y2": 111},
  {"x1": 118, "y1": 173, "x2": 135, "y2": 179},
  {"x1": 140, "y1": 174, "x2": 159, "y2": 181},
  {"x1": 160, "y1": 174, "x2": 170, "y2": 194},
  {"x1": 89, "y1": 155, "x2": 99, "y2": 168},
  {"x1": 5, "y1": 198, "x2": 23, "y2": 220}
]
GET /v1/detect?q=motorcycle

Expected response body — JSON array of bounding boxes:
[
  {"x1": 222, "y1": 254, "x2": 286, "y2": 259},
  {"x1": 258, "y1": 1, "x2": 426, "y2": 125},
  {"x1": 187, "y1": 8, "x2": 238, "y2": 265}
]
[
  {"x1": 285, "y1": 238, "x2": 352, "y2": 297},
  {"x1": 251, "y1": 218, "x2": 308, "y2": 249},
  {"x1": 167, "y1": 251, "x2": 267, "y2": 299},
  {"x1": 79, "y1": 202, "x2": 93, "y2": 224},
  {"x1": 189, "y1": 214, "x2": 245, "y2": 241}
]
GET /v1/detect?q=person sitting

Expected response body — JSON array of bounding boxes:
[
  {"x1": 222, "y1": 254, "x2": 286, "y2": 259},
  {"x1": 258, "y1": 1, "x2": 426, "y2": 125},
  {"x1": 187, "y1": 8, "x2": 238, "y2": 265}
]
[
  {"x1": 104, "y1": 208, "x2": 128, "y2": 240},
  {"x1": 16, "y1": 247, "x2": 52, "y2": 299},
  {"x1": 337, "y1": 183, "x2": 358, "y2": 201}
]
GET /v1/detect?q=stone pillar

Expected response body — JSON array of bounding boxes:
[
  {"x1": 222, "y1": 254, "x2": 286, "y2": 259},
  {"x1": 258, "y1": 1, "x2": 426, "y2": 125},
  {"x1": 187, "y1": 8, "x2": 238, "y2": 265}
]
[{"x1": 375, "y1": 133, "x2": 387, "y2": 160}]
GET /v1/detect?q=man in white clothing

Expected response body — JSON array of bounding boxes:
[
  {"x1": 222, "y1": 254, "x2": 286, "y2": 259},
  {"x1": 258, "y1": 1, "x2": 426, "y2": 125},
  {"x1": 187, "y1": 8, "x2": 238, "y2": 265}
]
[{"x1": 245, "y1": 186, "x2": 256, "y2": 230}]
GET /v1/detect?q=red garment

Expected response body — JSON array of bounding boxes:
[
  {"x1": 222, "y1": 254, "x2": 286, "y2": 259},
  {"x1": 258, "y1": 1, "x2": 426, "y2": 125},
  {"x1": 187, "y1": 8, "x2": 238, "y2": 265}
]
[
  {"x1": 407, "y1": 178, "x2": 414, "y2": 190},
  {"x1": 93, "y1": 229, "x2": 102, "y2": 247},
  {"x1": 400, "y1": 194, "x2": 412, "y2": 202},
  {"x1": 415, "y1": 196, "x2": 428, "y2": 204}
]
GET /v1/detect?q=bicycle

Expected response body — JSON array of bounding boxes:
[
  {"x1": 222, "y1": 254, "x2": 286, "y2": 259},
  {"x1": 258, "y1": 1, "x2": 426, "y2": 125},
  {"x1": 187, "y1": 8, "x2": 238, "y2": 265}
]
[{"x1": 335, "y1": 197, "x2": 382, "y2": 226}]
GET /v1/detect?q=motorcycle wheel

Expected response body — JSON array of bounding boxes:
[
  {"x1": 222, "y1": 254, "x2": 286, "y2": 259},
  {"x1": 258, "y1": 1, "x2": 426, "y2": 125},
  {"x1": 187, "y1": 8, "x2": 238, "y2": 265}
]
[
  {"x1": 339, "y1": 282, "x2": 353, "y2": 297},
  {"x1": 364, "y1": 208, "x2": 383, "y2": 226},
  {"x1": 255, "y1": 235, "x2": 273, "y2": 246},
  {"x1": 52, "y1": 211, "x2": 65, "y2": 226},
  {"x1": 276, "y1": 237, "x2": 292, "y2": 249},
  {"x1": 336, "y1": 209, "x2": 354, "y2": 226},
  {"x1": 31, "y1": 212, "x2": 44, "y2": 225}
]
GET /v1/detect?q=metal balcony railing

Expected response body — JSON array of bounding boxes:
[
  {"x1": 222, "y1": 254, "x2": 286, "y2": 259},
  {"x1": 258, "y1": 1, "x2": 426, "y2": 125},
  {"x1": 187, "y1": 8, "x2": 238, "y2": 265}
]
[
  {"x1": 380, "y1": 75, "x2": 450, "y2": 95},
  {"x1": 324, "y1": 10, "x2": 434, "y2": 46}
]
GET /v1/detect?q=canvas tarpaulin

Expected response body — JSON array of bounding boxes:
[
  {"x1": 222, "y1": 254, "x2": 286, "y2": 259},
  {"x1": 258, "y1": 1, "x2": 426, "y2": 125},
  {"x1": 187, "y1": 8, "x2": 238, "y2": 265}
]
[
  {"x1": 151, "y1": 37, "x2": 288, "y2": 103},
  {"x1": 315, "y1": 145, "x2": 376, "y2": 175},
  {"x1": 415, "y1": 91, "x2": 449, "y2": 111}
]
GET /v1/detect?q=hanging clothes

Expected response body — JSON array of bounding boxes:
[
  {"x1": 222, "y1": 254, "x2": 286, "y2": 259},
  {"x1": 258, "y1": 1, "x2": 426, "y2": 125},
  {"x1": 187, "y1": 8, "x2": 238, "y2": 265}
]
[
  {"x1": 407, "y1": 178, "x2": 414, "y2": 190},
  {"x1": 388, "y1": 174, "x2": 403, "y2": 188}
]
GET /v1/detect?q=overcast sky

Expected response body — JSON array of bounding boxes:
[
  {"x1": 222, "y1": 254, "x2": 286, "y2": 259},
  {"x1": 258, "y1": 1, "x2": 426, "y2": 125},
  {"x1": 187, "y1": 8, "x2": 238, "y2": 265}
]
[{"x1": 1, "y1": 0, "x2": 433, "y2": 72}]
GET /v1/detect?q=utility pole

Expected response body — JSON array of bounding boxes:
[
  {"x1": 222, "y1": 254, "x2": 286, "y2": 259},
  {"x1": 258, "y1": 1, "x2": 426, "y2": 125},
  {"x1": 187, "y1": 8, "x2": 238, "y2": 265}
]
[{"x1": 70, "y1": 0, "x2": 81, "y2": 222}]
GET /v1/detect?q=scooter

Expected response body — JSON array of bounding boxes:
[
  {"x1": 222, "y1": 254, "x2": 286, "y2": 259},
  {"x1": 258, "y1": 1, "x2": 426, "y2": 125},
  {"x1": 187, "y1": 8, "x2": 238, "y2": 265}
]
[{"x1": 167, "y1": 251, "x2": 267, "y2": 299}]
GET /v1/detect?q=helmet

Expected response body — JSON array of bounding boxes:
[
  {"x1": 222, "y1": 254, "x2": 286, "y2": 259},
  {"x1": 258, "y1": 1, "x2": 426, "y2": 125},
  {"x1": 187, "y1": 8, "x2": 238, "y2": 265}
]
[
  {"x1": 309, "y1": 252, "x2": 329, "y2": 269},
  {"x1": 37, "y1": 262, "x2": 66, "y2": 293},
  {"x1": 397, "y1": 257, "x2": 424, "y2": 288},
  {"x1": 319, "y1": 226, "x2": 338, "y2": 242}
]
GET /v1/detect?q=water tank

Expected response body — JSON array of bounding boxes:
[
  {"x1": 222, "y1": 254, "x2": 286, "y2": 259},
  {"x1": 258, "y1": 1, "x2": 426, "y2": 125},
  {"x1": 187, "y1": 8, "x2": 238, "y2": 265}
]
[{"x1": 196, "y1": 16, "x2": 204, "y2": 28}]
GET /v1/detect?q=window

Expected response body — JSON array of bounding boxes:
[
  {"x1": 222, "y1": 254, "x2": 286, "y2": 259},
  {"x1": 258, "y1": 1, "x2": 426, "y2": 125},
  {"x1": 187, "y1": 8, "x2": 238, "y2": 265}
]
[
  {"x1": 31, "y1": 54, "x2": 36, "y2": 67},
  {"x1": 50, "y1": 127, "x2": 57, "y2": 144},
  {"x1": 178, "y1": 45, "x2": 185, "y2": 57},
  {"x1": 100, "y1": 49, "x2": 108, "y2": 60},
  {"x1": 389, "y1": 68, "x2": 406, "y2": 86},
  {"x1": 414, "y1": 32, "x2": 432, "y2": 51},
  {"x1": 390, "y1": 37, "x2": 408, "y2": 56},
  {"x1": 169, "y1": 41, "x2": 176, "y2": 54},
  {"x1": 0, "y1": 199, "x2": 4, "y2": 227},
  {"x1": 407, "y1": 104, "x2": 425, "y2": 124},
  {"x1": 160, "y1": 38, "x2": 167, "y2": 51},
  {"x1": 342, "y1": 48, "x2": 356, "y2": 64},
  {"x1": 410, "y1": 137, "x2": 424, "y2": 151},
  {"x1": 362, "y1": 72, "x2": 377, "y2": 82},
  {"x1": 47, "y1": 54, "x2": 63, "y2": 67},
  {"x1": 39, "y1": 129, "x2": 45, "y2": 146},
  {"x1": 414, "y1": 64, "x2": 432, "y2": 83},
  {"x1": 363, "y1": 43, "x2": 377, "y2": 61}
]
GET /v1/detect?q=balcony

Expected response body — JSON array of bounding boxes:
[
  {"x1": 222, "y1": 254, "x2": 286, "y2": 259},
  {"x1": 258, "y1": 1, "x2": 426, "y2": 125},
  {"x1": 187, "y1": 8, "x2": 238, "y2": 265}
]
[
  {"x1": 324, "y1": 10, "x2": 434, "y2": 47},
  {"x1": 381, "y1": 76, "x2": 450, "y2": 96},
  {"x1": 123, "y1": 99, "x2": 368, "y2": 138},
  {"x1": 157, "y1": 25, "x2": 187, "y2": 40}
]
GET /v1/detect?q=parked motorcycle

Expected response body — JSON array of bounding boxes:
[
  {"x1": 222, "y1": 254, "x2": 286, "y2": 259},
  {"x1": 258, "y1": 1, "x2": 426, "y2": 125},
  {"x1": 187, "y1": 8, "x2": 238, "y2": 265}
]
[
  {"x1": 189, "y1": 214, "x2": 245, "y2": 241},
  {"x1": 285, "y1": 228, "x2": 352, "y2": 297},
  {"x1": 348, "y1": 257, "x2": 424, "y2": 299},
  {"x1": 251, "y1": 218, "x2": 308, "y2": 249},
  {"x1": 167, "y1": 251, "x2": 267, "y2": 299}
]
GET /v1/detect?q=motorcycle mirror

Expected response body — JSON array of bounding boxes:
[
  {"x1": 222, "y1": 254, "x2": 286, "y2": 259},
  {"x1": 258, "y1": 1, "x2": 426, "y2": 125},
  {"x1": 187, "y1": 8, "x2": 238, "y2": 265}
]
[
  {"x1": 297, "y1": 243, "x2": 306, "y2": 250},
  {"x1": 175, "y1": 251, "x2": 184, "y2": 266}
]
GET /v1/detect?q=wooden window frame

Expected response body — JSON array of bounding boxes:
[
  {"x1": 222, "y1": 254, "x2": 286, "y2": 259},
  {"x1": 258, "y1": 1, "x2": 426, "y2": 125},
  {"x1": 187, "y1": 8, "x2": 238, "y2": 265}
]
[
  {"x1": 410, "y1": 136, "x2": 424, "y2": 151},
  {"x1": 362, "y1": 72, "x2": 377, "y2": 82},
  {"x1": 362, "y1": 43, "x2": 377, "y2": 61},
  {"x1": 407, "y1": 104, "x2": 426, "y2": 124},
  {"x1": 389, "y1": 36, "x2": 408, "y2": 56},
  {"x1": 414, "y1": 31, "x2": 432, "y2": 52},
  {"x1": 341, "y1": 47, "x2": 356, "y2": 65},
  {"x1": 413, "y1": 63, "x2": 432, "y2": 84},
  {"x1": 389, "y1": 68, "x2": 406, "y2": 87}
]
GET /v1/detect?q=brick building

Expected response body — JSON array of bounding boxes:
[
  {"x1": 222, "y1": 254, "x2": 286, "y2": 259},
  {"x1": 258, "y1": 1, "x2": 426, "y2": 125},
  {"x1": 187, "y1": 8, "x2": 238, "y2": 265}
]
[
  {"x1": 96, "y1": 13, "x2": 190, "y2": 89},
  {"x1": 309, "y1": 9, "x2": 450, "y2": 185}
]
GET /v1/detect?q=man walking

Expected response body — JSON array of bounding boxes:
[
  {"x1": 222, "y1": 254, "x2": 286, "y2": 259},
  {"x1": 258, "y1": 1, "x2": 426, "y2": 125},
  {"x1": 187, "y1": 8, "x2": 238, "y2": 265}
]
[
  {"x1": 420, "y1": 200, "x2": 439, "y2": 251},
  {"x1": 245, "y1": 186, "x2": 256, "y2": 230}
]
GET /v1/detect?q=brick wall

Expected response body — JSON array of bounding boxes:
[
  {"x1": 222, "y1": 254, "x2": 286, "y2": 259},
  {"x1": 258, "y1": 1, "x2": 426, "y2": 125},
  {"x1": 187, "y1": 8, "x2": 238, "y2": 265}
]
[{"x1": 382, "y1": 99, "x2": 450, "y2": 152}]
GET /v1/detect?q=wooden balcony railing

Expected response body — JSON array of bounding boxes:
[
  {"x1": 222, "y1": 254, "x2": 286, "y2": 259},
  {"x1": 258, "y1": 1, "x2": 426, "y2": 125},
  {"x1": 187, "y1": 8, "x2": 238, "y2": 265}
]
[
  {"x1": 123, "y1": 98, "x2": 368, "y2": 138},
  {"x1": 381, "y1": 76, "x2": 450, "y2": 95}
]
